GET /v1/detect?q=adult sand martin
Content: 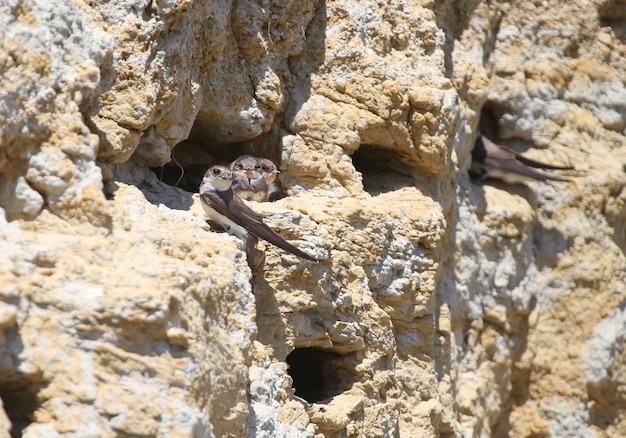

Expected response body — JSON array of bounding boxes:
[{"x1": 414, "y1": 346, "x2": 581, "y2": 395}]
[
  {"x1": 229, "y1": 155, "x2": 280, "y2": 202},
  {"x1": 470, "y1": 134, "x2": 573, "y2": 184},
  {"x1": 199, "y1": 165, "x2": 317, "y2": 261}
]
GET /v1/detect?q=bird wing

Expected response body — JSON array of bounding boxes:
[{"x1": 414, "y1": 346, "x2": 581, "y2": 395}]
[
  {"x1": 480, "y1": 136, "x2": 571, "y2": 182},
  {"x1": 512, "y1": 151, "x2": 574, "y2": 170},
  {"x1": 482, "y1": 135, "x2": 574, "y2": 170},
  {"x1": 249, "y1": 176, "x2": 269, "y2": 197},
  {"x1": 230, "y1": 172, "x2": 252, "y2": 192},
  {"x1": 200, "y1": 188, "x2": 231, "y2": 218},
  {"x1": 217, "y1": 190, "x2": 318, "y2": 261}
]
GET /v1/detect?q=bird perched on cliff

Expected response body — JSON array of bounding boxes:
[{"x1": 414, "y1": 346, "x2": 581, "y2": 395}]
[
  {"x1": 229, "y1": 155, "x2": 280, "y2": 202},
  {"x1": 199, "y1": 165, "x2": 317, "y2": 262},
  {"x1": 469, "y1": 134, "x2": 573, "y2": 184}
]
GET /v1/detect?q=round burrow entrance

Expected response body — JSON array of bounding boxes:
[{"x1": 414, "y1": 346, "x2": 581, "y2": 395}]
[{"x1": 286, "y1": 347, "x2": 358, "y2": 404}]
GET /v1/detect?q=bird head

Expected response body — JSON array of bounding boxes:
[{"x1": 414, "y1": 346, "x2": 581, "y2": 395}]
[
  {"x1": 256, "y1": 158, "x2": 280, "y2": 184},
  {"x1": 201, "y1": 165, "x2": 233, "y2": 192}
]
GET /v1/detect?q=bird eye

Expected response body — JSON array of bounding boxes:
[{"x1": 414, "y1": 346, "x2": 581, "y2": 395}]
[{"x1": 212, "y1": 168, "x2": 220, "y2": 175}]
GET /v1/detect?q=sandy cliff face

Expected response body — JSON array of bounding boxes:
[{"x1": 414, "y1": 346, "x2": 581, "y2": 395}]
[{"x1": 1, "y1": 0, "x2": 626, "y2": 437}]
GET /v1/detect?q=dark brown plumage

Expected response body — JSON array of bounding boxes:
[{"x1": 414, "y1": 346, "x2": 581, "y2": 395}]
[
  {"x1": 229, "y1": 155, "x2": 280, "y2": 202},
  {"x1": 470, "y1": 134, "x2": 573, "y2": 183},
  {"x1": 199, "y1": 165, "x2": 317, "y2": 262}
]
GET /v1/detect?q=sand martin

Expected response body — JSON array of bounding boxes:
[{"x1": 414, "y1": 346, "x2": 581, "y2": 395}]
[
  {"x1": 470, "y1": 134, "x2": 573, "y2": 184},
  {"x1": 199, "y1": 165, "x2": 317, "y2": 261},
  {"x1": 229, "y1": 155, "x2": 280, "y2": 202}
]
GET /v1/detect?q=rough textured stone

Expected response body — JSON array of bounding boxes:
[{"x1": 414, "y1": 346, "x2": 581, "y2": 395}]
[
  {"x1": 1, "y1": 0, "x2": 626, "y2": 437},
  {"x1": 0, "y1": 0, "x2": 112, "y2": 223}
]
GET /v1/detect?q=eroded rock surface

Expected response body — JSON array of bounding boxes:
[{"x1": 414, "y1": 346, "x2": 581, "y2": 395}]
[{"x1": 1, "y1": 0, "x2": 626, "y2": 437}]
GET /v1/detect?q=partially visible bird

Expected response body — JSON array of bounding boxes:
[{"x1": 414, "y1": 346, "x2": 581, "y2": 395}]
[
  {"x1": 199, "y1": 165, "x2": 317, "y2": 262},
  {"x1": 229, "y1": 155, "x2": 280, "y2": 202},
  {"x1": 470, "y1": 134, "x2": 573, "y2": 184}
]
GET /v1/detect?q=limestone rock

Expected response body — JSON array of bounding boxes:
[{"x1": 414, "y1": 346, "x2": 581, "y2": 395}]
[{"x1": 2, "y1": 0, "x2": 626, "y2": 437}]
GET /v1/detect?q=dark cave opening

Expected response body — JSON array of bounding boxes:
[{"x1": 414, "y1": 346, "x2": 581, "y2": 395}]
[
  {"x1": 286, "y1": 347, "x2": 357, "y2": 404},
  {"x1": 151, "y1": 120, "x2": 282, "y2": 193},
  {"x1": 351, "y1": 144, "x2": 415, "y2": 195},
  {"x1": 598, "y1": 0, "x2": 626, "y2": 47},
  {"x1": 0, "y1": 378, "x2": 45, "y2": 438}
]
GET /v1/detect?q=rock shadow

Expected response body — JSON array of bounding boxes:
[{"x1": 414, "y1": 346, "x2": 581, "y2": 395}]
[
  {"x1": 437, "y1": 155, "x2": 573, "y2": 433},
  {"x1": 585, "y1": 299, "x2": 626, "y2": 432},
  {"x1": 0, "y1": 315, "x2": 46, "y2": 438},
  {"x1": 351, "y1": 144, "x2": 416, "y2": 196},
  {"x1": 286, "y1": 347, "x2": 359, "y2": 404},
  {"x1": 598, "y1": 0, "x2": 626, "y2": 43},
  {"x1": 432, "y1": 0, "x2": 491, "y2": 79},
  {"x1": 151, "y1": 0, "x2": 327, "y2": 198}
]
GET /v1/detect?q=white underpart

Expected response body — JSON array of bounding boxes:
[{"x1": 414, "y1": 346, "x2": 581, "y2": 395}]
[
  {"x1": 199, "y1": 175, "x2": 248, "y2": 239},
  {"x1": 200, "y1": 200, "x2": 248, "y2": 239}
]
